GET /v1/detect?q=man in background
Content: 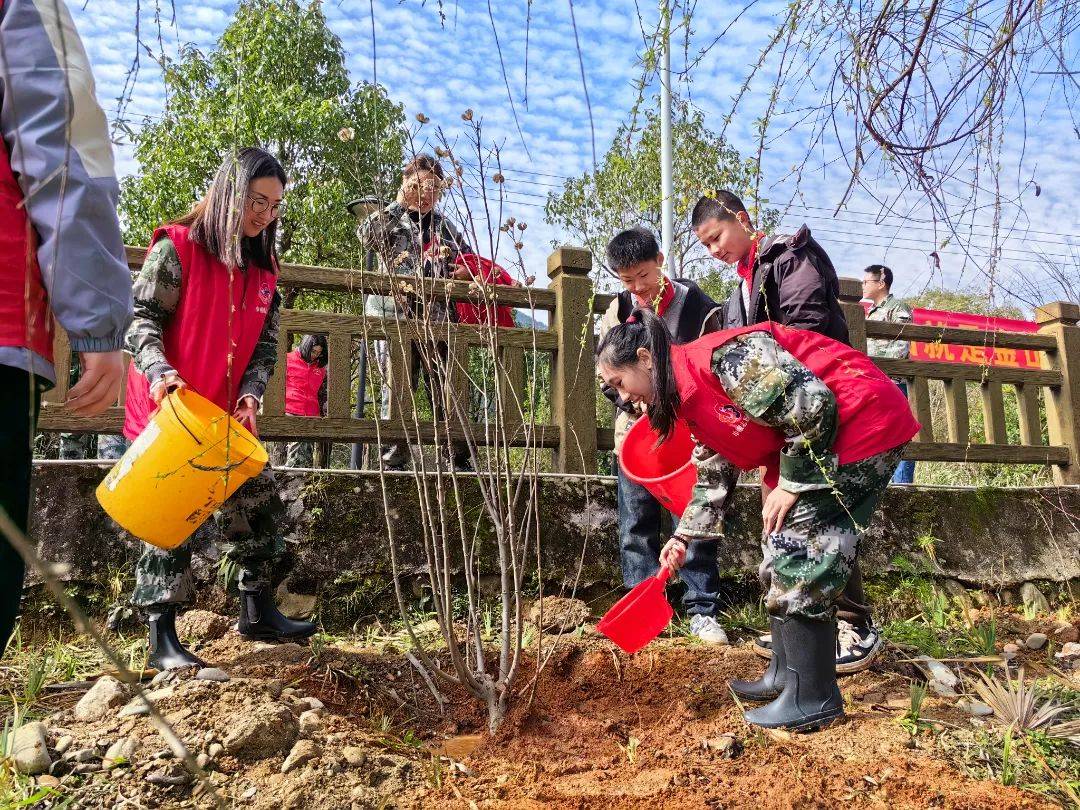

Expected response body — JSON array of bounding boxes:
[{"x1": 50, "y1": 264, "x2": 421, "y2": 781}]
[{"x1": 863, "y1": 264, "x2": 915, "y2": 484}]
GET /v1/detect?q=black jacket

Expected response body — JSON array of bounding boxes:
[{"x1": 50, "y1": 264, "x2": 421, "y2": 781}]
[
  {"x1": 613, "y1": 278, "x2": 722, "y2": 344},
  {"x1": 723, "y1": 224, "x2": 849, "y2": 344}
]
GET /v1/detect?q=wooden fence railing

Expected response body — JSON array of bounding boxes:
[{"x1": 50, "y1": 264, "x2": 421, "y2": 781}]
[{"x1": 37, "y1": 247, "x2": 1080, "y2": 484}]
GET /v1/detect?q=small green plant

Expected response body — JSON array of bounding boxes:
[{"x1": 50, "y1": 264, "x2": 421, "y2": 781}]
[
  {"x1": 921, "y1": 587, "x2": 951, "y2": 631},
  {"x1": 619, "y1": 735, "x2": 641, "y2": 765},
  {"x1": 1000, "y1": 727, "x2": 1016, "y2": 786},
  {"x1": 882, "y1": 620, "x2": 943, "y2": 657},
  {"x1": 217, "y1": 557, "x2": 241, "y2": 594},
  {"x1": 308, "y1": 632, "x2": 330, "y2": 660},
  {"x1": 971, "y1": 668, "x2": 1078, "y2": 743},
  {"x1": 425, "y1": 753, "x2": 444, "y2": 789},
  {"x1": 719, "y1": 600, "x2": 770, "y2": 634},
  {"x1": 521, "y1": 623, "x2": 537, "y2": 649},
  {"x1": 915, "y1": 532, "x2": 939, "y2": 566},
  {"x1": 897, "y1": 681, "x2": 931, "y2": 738},
  {"x1": 19, "y1": 651, "x2": 50, "y2": 710},
  {"x1": 966, "y1": 617, "x2": 998, "y2": 656}
]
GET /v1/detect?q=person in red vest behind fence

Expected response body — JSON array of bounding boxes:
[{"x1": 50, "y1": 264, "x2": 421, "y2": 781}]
[
  {"x1": 0, "y1": 0, "x2": 133, "y2": 658},
  {"x1": 124, "y1": 147, "x2": 316, "y2": 671},
  {"x1": 284, "y1": 334, "x2": 328, "y2": 468},
  {"x1": 596, "y1": 310, "x2": 918, "y2": 732},
  {"x1": 452, "y1": 254, "x2": 532, "y2": 328}
]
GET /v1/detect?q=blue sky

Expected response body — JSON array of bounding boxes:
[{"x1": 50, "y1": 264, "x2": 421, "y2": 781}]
[{"x1": 72, "y1": 0, "x2": 1078, "y2": 309}]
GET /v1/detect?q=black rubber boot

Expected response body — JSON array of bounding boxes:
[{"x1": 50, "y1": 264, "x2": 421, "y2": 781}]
[
  {"x1": 238, "y1": 587, "x2": 317, "y2": 641},
  {"x1": 147, "y1": 607, "x2": 205, "y2": 671},
  {"x1": 744, "y1": 616, "x2": 844, "y2": 732},
  {"x1": 730, "y1": 618, "x2": 787, "y2": 701}
]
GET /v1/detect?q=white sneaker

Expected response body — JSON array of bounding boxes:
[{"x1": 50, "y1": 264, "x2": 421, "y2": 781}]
[
  {"x1": 835, "y1": 619, "x2": 883, "y2": 673},
  {"x1": 689, "y1": 615, "x2": 730, "y2": 645}
]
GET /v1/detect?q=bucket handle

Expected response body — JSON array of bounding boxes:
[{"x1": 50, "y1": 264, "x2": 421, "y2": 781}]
[
  {"x1": 164, "y1": 390, "x2": 203, "y2": 446},
  {"x1": 187, "y1": 446, "x2": 259, "y2": 475}
]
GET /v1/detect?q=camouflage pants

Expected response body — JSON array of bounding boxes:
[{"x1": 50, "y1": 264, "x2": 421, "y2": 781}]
[
  {"x1": 761, "y1": 446, "x2": 904, "y2": 621},
  {"x1": 59, "y1": 433, "x2": 128, "y2": 460},
  {"x1": 285, "y1": 441, "x2": 314, "y2": 468},
  {"x1": 131, "y1": 467, "x2": 286, "y2": 608},
  {"x1": 59, "y1": 432, "x2": 95, "y2": 459}
]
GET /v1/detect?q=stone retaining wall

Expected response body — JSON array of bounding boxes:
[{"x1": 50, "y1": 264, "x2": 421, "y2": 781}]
[{"x1": 27, "y1": 462, "x2": 1080, "y2": 614}]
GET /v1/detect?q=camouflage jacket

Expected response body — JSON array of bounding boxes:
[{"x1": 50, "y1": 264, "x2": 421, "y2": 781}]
[
  {"x1": 358, "y1": 202, "x2": 472, "y2": 322},
  {"x1": 866, "y1": 293, "x2": 913, "y2": 359},
  {"x1": 675, "y1": 331, "x2": 839, "y2": 540},
  {"x1": 125, "y1": 237, "x2": 281, "y2": 402}
]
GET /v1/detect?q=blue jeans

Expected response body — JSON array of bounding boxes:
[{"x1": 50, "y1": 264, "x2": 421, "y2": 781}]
[
  {"x1": 892, "y1": 382, "x2": 916, "y2": 484},
  {"x1": 616, "y1": 464, "x2": 720, "y2": 617}
]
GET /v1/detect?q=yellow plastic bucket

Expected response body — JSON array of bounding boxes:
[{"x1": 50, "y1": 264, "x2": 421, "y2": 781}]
[{"x1": 96, "y1": 388, "x2": 268, "y2": 549}]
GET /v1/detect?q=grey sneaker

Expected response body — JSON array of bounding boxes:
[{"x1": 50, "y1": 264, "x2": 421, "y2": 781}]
[
  {"x1": 835, "y1": 619, "x2": 883, "y2": 673},
  {"x1": 689, "y1": 615, "x2": 730, "y2": 645}
]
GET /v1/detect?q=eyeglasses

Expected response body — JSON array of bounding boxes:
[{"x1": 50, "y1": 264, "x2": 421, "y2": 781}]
[
  {"x1": 404, "y1": 176, "x2": 443, "y2": 193},
  {"x1": 247, "y1": 194, "x2": 285, "y2": 218}
]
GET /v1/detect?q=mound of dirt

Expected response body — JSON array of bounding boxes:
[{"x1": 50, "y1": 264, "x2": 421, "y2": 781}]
[
  {"x1": 176, "y1": 609, "x2": 233, "y2": 642},
  {"x1": 26, "y1": 636, "x2": 429, "y2": 809},
  {"x1": 421, "y1": 641, "x2": 1056, "y2": 809},
  {"x1": 528, "y1": 597, "x2": 591, "y2": 633}
]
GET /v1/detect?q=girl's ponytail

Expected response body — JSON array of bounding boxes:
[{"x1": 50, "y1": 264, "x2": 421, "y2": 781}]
[
  {"x1": 637, "y1": 309, "x2": 680, "y2": 441},
  {"x1": 596, "y1": 308, "x2": 681, "y2": 441}
]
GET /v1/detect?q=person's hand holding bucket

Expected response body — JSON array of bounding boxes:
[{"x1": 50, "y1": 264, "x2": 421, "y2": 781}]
[
  {"x1": 232, "y1": 395, "x2": 259, "y2": 437},
  {"x1": 149, "y1": 371, "x2": 187, "y2": 406}
]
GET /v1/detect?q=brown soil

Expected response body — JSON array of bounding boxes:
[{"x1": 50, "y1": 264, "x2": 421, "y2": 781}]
[
  {"x1": 413, "y1": 639, "x2": 1056, "y2": 809},
  {"x1": 21, "y1": 621, "x2": 1069, "y2": 809}
]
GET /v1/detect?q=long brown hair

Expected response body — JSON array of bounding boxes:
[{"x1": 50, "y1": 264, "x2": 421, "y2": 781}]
[
  {"x1": 176, "y1": 147, "x2": 286, "y2": 270},
  {"x1": 596, "y1": 308, "x2": 681, "y2": 441}
]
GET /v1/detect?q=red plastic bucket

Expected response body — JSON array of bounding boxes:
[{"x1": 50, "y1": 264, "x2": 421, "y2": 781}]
[
  {"x1": 619, "y1": 416, "x2": 697, "y2": 518},
  {"x1": 597, "y1": 567, "x2": 673, "y2": 653}
]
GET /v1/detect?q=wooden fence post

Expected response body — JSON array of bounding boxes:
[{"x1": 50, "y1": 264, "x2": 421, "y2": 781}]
[
  {"x1": 837, "y1": 277, "x2": 867, "y2": 353},
  {"x1": 1036, "y1": 301, "x2": 1080, "y2": 485},
  {"x1": 547, "y1": 246, "x2": 596, "y2": 475}
]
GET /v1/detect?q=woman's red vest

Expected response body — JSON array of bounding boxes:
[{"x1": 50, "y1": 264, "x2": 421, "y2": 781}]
[
  {"x1": 285, "y1": 349, "x2": 326, "y2": 417},
  {"x1": 671, "y1": 323, "x2": 919, "y2": 483},
  {"x1": 123, "y1": 224, "x2": 278, "y2": 439},
  {"x1": 0, "y1": 138, "x2": 52, "y2": 362}
]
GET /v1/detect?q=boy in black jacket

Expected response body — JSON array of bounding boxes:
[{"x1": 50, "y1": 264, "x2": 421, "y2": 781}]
[
  {"x1": 599, "y1": 228, "x2": 728, "y2": 643},
  {"x1": 692, "y1": 191, "x2": 848, "y2": 342}
]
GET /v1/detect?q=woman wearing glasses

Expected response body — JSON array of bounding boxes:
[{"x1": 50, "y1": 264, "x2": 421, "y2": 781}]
[
  {"x1": 359, "y1": 154, "x2": 473, "y2": 470},
  {"x1": 123, "y1": 147, "x2": 316, "y2": 670}
]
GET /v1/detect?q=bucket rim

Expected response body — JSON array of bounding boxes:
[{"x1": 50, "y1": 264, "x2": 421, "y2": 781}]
[
  {"x1": 620, "y1": 418, "x2": 695, "y2": 487},
  {"x1": 165, "y1": 388, "x2": 269, "y2": 467}
]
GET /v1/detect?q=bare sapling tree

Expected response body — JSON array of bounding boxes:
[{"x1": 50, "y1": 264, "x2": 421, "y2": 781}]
[{"x1": 359, "y1": 114, "x2": 570, "y2": 733}]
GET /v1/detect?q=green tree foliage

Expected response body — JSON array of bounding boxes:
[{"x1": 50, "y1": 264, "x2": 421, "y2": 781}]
[
  {"x1": 119, "y1": 0, "x2": 406, "y2": 269},
  {"x1": 906, "y1": 288, "x2": 1024, "y2": 320},
  {"x1": 544, "y1": 101, "x2": 777, "y2": 288}
]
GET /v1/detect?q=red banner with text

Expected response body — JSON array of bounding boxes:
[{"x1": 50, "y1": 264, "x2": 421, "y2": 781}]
[{"x1": 908, "y1": 307, "x2": 1042, "y2": 369}]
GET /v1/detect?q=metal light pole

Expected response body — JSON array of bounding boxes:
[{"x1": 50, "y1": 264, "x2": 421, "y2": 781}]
[{"x1": 659, "y1": 0, "x2": 674, "y2": 265}]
